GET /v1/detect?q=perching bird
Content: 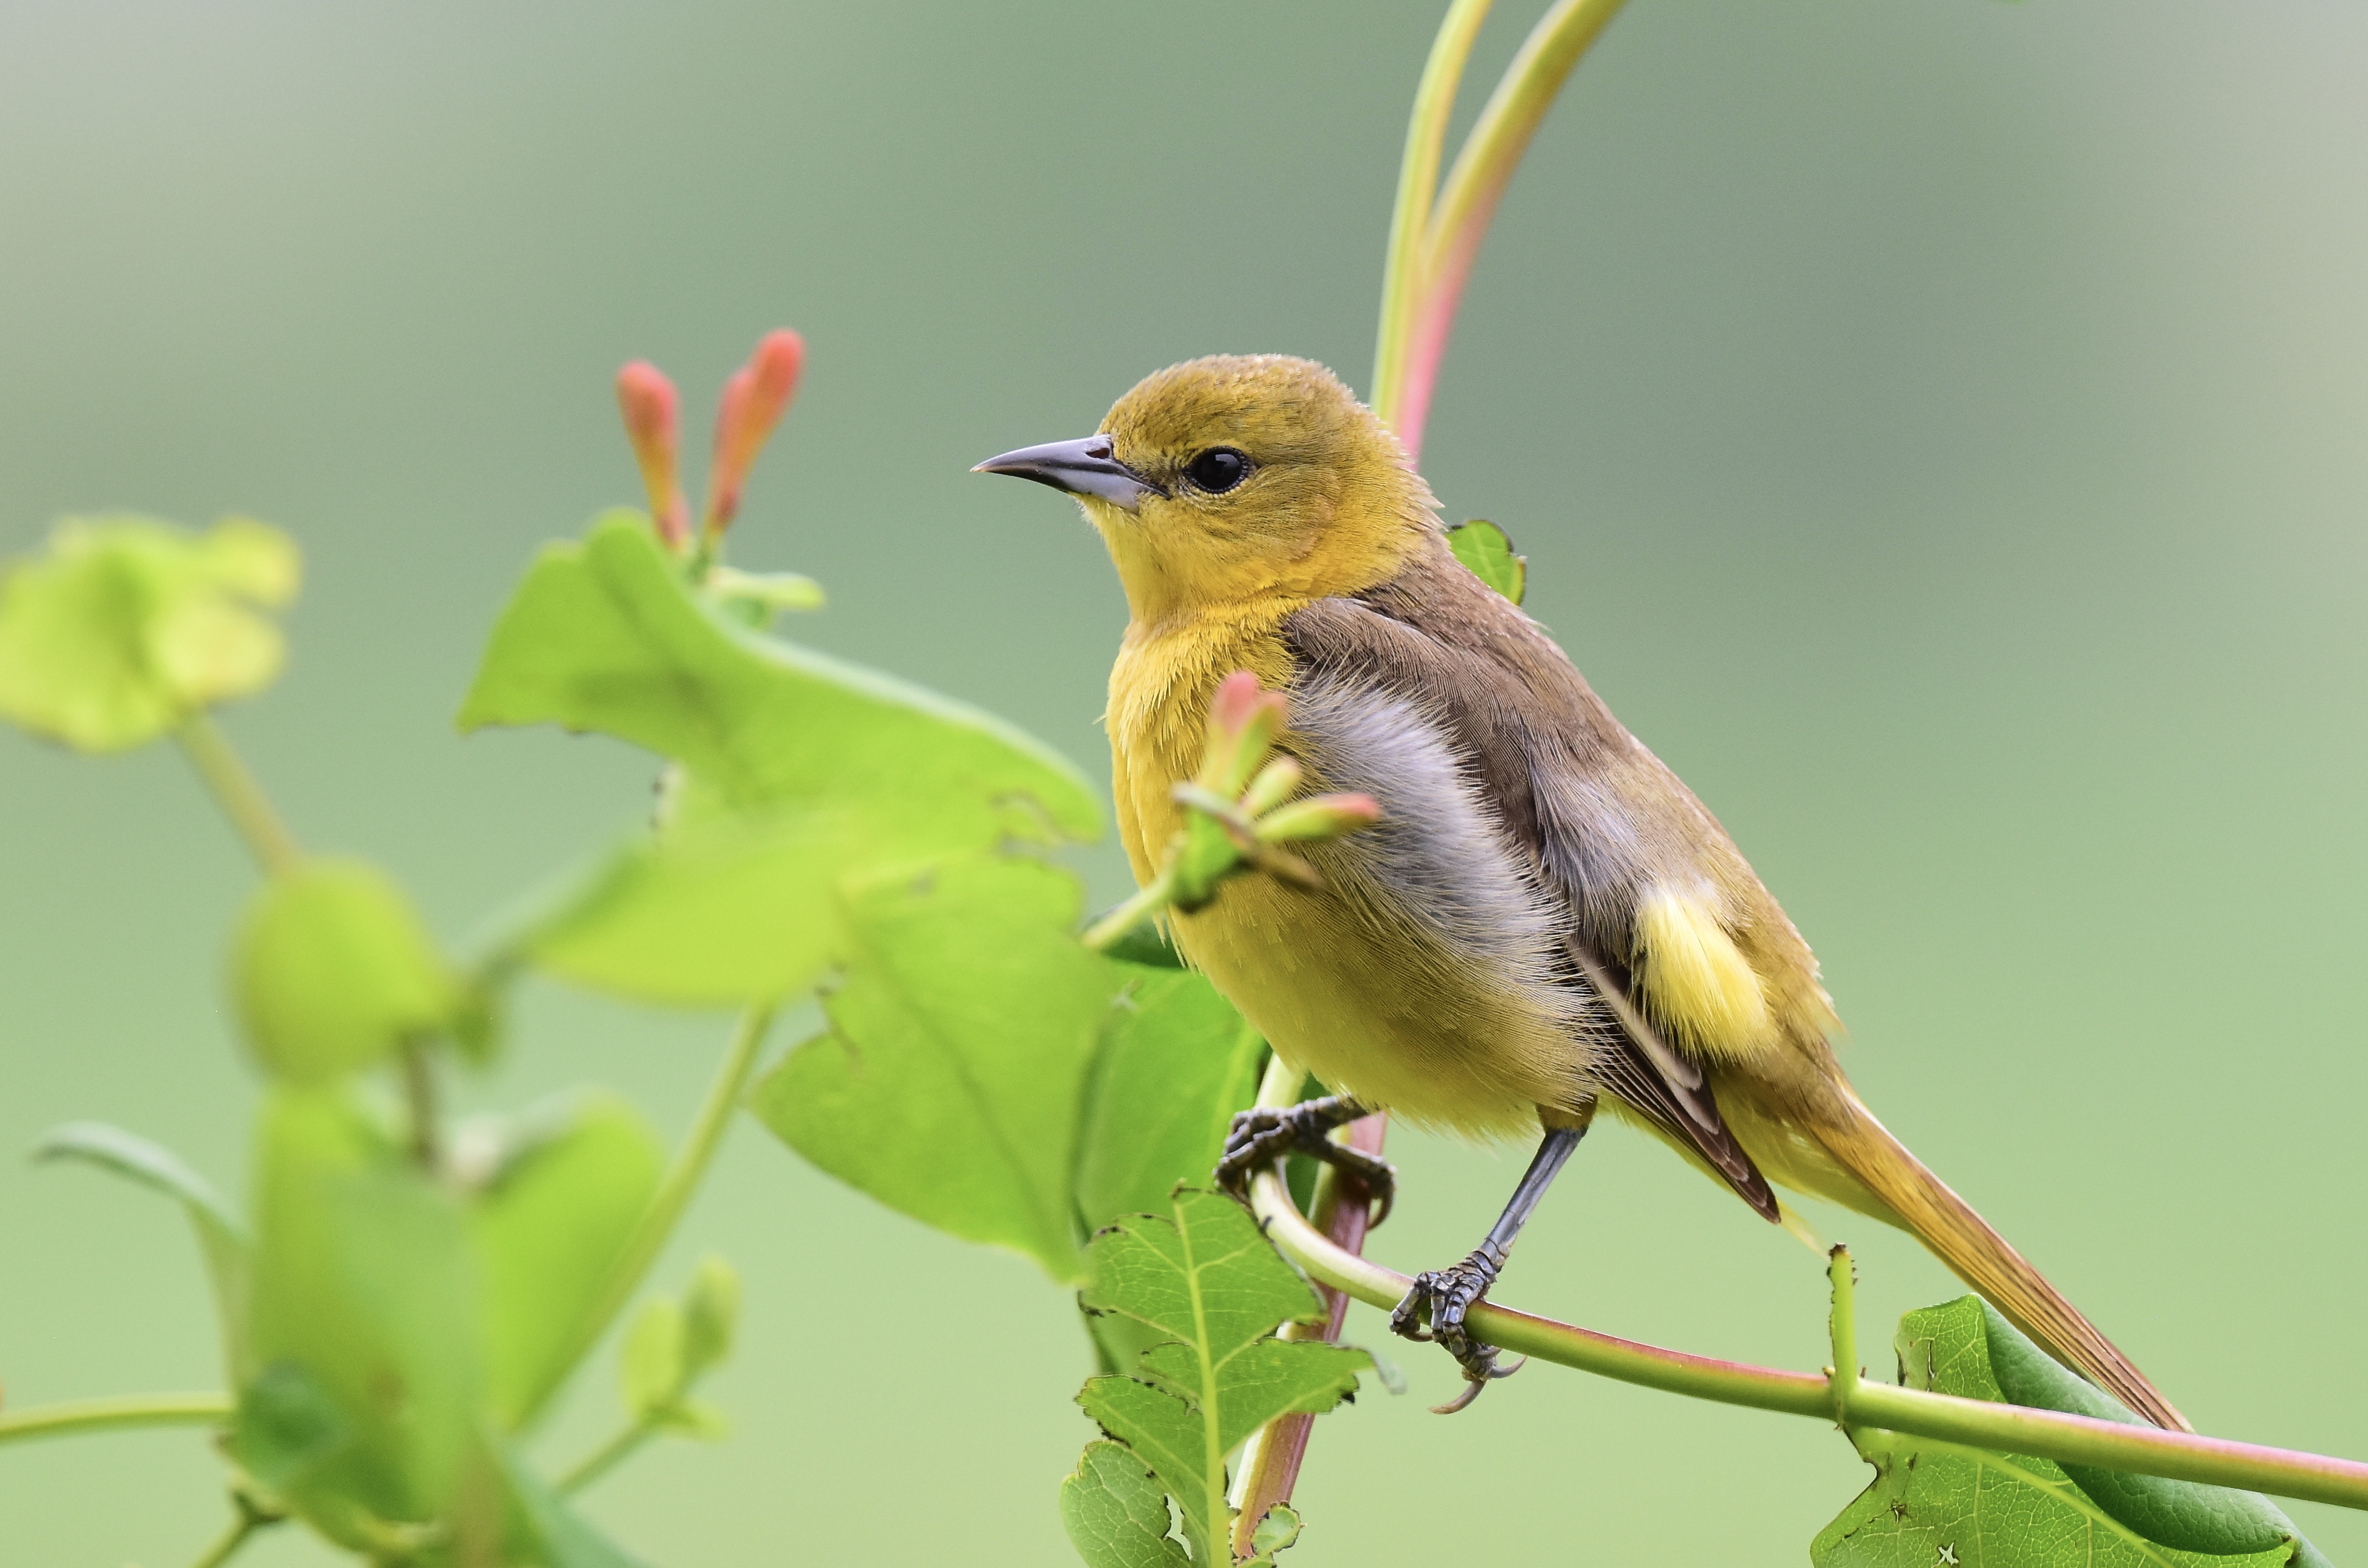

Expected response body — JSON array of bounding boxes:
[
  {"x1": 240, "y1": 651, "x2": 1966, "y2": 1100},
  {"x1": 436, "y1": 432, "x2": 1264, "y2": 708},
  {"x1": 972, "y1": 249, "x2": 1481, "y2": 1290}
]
[{"x1": 976, "y1": 354, "x2": 2185, "y2": 1429}]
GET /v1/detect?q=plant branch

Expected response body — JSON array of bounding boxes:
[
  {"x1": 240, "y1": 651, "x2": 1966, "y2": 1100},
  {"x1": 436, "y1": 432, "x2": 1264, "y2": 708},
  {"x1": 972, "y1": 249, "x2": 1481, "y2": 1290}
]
[
  {"x1": 187, "y1": 1497, "x2": 280, "y2": 1568},
  {"x1": 1393, "y1": 0, "x2": 1629, "y2": 460},
  {"x1": 1371, "y1": 0, "x2": 1496, "y2": 432},
  {"x1": 175, "y1": 712, "x2": 302, "y2": 875},
  {"x1": 1231, "y1": 1058, "x2": 1388, "y2": 1558},
  {"x1": 0, "y1": 1392, "x2": 232, "y2": 1448},
  {"x1": 1081, "y1": 873, "x2": 1174, "y2": 952},
  {"x1": 536, "y1": 1001, "x2": 778, "y2": 1424},
  {"x1": 1246, "y1": 1161, "x2": 2368, "y2": 1512},
  {"x1": 555, "y1": 1419, "x2": 656, "y2": 1496}
]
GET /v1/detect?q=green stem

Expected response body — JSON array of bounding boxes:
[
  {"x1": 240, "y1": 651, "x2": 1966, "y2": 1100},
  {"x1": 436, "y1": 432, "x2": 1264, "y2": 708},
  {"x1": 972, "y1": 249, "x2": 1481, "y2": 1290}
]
[
  {"x1": 174, "y1": 712, "x2": 302, "y2": 875},
  {"x1": 400, "y1": 1038, "x2": 441, "y2": 1171},
  {"x1": 187, "y1": 1502, "x2": 277, "y2": 1568},
  {"x1": 555, "y1": 1420, "x2": 655, "y2": 1496},
  {"x1": 1371, "y1": 0, "x2": 1497, "y2": 430},
  {"x1": 0, "y1": 1392, "x2": 232, "y2": 1448},
  {"x1": 1080, "y1": 872, "x2": 1174, "y2": 952},
  {"x1": 1247, "y1": 1156, "x2": 2368, "y2": 1510},
  {"x1": 535, "y1": 1002, "x2": 779, "y2": 1424},
  {"x1": 1827, "y1": 1244, "x2": 1859, "y2": 1419},
  {"x1": 1394, "y1": 0, "x2": 1629, "y2": 460}
]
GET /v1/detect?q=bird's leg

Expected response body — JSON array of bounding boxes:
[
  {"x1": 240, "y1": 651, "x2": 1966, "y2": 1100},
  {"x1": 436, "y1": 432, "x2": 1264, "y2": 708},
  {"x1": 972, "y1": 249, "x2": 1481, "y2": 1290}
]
[
  {"x1": 1214, "y1": 1094, "x2": 1396, "y2": 1226},
  {"x1": 1391, "y1": 1116, "x2": 1588, "y2": 1413}
]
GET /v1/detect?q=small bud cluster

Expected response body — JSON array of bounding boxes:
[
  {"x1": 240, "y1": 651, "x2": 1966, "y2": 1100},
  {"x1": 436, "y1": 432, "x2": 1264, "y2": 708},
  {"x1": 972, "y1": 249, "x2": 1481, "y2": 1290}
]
[
  {"x1": 610, "y1": 329, "x2": 807, "y2": 562},
  {"x1": 1085, "y1": 671, "x2": 1381, "y2": 950}
]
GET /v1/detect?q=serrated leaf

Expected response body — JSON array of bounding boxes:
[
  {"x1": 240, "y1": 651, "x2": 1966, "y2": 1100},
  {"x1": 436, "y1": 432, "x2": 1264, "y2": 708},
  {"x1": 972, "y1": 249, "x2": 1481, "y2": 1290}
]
[
  {"x1": 0, "y1": 514, "x2": 298, "y2": 751},
  {"x1": 233, "y1": 859, "x2": 458, "y2": 1084},
  {"x1": 1074, "y1": 967, "x2": 1266, "y2": 1237},
  {"x1": 35, "y1": 1121, "x2": 253, "y2": 1382},
  {"x1": 1813, "y1": 1295, "x2": 2309, "y2": 1568},
  {"x1": 472, "y1": 1091, "x2": 664, "y2": 1428},
  {"x1": 1445, "y1": 519, "x2": 1525, "y2": 605},
  {"x1": 244, "y1": 1087, "x2": 482, "y2": 1547},
  {"x1": 1073, "y1": 1191, "x2": 1367, "y2": 1563},
  {"x1": 749, "y1": 854, "x2": 1116, "y2": 1281},
  {"x1": 1060, "y1": 1440, "x2": 1190, "y2": 1568}
]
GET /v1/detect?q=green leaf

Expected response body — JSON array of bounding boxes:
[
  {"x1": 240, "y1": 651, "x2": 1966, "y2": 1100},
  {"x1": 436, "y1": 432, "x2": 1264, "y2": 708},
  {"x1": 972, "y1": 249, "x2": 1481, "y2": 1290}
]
[
  {"x1": 679, "y1": 1255, "x2": 741, "y2": 1380},
  {"x1": 522, "y1": 813, "x2": 849, "y2": 1006},
  {"x1": 459, "y1": 514, "x2": 1103, "y2": 1008},
  {"x1": 1074, "y1": 1191, "x2": 1368, "y2": 1563},
  {"x1": 1969, "y1": 1304, "x2": 2320, "y2": 1562},
  {"x1": 457, "y1": 511, "x2": 1097, "y2": 837},
  {"x1": 233, "y1": 859, "x2": 458, "y2": 1084},
  {"x1": 748, "y1": 854, "x2": 1117, "y2": 1281},
  {"x1": 0, "y1": 514, "x2": 298, "y2": 751},
  {"x1": 1059, "y1": 1441, "x2": 1191, "y2": 1568},
  {"x1": 1812, "y1": 1295, "x2": 2307, "y2": 1568},
  {"x1": 34, "y1": 1121, "x2": 253, "y2": 1382},
  {"x1": 243, "y1": 1087, "x2": 482, "y2": 1546},
  {"x1": 1074, "y1": 968, "x2": 1265, "y2": 1236},
  {"x1": 1242, "y1": 1501, "x2": 1304, "y2": 1566},
  {"x1": 619, "y1": 1298, "x2": 686, "y2": 1420},
  {"x1": 470, "y1": 1091, "x2": 664, "y2": 1429},
  {"x1": 1445, "y1": 519, "x2": 1525, "y2": 605}
]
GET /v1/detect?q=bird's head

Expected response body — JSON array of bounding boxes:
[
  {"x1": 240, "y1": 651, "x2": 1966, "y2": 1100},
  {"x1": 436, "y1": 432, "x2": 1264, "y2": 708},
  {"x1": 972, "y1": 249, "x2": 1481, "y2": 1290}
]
[{"x1": 976, "y1": 354, "x2": 1437, "y2": 624}]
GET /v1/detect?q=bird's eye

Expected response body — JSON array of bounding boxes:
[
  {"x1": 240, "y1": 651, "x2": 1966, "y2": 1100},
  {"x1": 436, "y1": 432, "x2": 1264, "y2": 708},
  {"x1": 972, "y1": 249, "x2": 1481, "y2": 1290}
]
[{"x1": 1185, "y1": 447, "x2": 1250, "y2": 494}]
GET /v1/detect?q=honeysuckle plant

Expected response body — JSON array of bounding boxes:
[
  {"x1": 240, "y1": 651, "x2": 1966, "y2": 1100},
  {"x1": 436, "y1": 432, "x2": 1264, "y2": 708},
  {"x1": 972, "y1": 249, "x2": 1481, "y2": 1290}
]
[{"x1": 4, "y1": 5, "x2": 2364, "y2": 1567}]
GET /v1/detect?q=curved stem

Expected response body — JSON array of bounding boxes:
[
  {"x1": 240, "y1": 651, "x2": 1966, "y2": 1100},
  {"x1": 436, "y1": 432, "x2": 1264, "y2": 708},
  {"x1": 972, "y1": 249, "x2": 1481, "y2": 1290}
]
[
  {"x1": 174, "y1": 712, "x2": 302, "y2": 875},
  {"x1": 1396, "y1": 0, "x2": 1629, "y2": 460},
  {"x1": 1372, "y1": 0, "x2": 1497, "y2": 431},
  {"x1": 0, "y1": 1392, "x2": 232, "y2": 1448},
  {"x1": 534, "y1": 1001, "x2": 779, "y2": 1425},
  {"x1": 187, "y1": 1502, "x2": 277, "y2": 1568},
  {"x1": 1247, "y1": 1166, "x2": 2368, "y2": 1511},
  {"x1": 556, "y1": 1419, "x2": 655, "y2": 1496}
]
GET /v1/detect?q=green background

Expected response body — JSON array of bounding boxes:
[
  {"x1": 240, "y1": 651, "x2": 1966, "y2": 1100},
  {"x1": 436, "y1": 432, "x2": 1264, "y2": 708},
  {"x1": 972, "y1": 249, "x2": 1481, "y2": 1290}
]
[{"x1": 4, "y1": 1, "x2": 2364, "y2": 1561}]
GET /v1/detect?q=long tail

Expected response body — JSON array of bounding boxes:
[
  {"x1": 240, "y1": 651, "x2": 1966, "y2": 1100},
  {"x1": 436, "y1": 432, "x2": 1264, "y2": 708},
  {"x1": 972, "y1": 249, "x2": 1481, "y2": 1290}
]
[{"x1": 1813, "y1": 1085, "x2": 2190, "y2": 1432}]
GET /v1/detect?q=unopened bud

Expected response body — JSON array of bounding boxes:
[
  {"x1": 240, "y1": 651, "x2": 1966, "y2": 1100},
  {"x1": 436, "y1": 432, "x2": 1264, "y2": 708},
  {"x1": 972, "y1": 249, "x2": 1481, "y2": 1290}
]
[
  {"x1": 703, "y1": 329, "x2": 805, "y2": 535},
  {"x1": 616, "y1": 361, "x2": 690, "y2": 549},
  {"x1": 1254, "y1": 792, "x2": 1383, "y2": 843},
  {"x1": 1240, "y1": 755, "x2": 1303, "y2": 817},
  {"x1": 1200, "y1": 670, "x2": 1289, "y2": 796}
]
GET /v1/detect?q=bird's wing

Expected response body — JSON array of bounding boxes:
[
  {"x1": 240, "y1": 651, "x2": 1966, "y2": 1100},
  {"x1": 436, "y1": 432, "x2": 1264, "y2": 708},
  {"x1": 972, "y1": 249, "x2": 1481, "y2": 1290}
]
[{"x1": 1282, "y1": 540, "x2": 1780, "y2": 1220}]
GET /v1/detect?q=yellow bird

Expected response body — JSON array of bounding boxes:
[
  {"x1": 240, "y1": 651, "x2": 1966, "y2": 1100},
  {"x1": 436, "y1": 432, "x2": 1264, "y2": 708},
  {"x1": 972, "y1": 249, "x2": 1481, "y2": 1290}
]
[{"x1": 977, "y1": 354, "x2": 2184, "y2": 1429}]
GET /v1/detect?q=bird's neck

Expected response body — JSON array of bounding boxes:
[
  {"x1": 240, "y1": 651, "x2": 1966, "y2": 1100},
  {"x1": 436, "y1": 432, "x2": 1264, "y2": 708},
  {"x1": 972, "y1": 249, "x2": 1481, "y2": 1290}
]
[{"x1": 1106, "y1": 603, "x2": 1297, "y2": 884}]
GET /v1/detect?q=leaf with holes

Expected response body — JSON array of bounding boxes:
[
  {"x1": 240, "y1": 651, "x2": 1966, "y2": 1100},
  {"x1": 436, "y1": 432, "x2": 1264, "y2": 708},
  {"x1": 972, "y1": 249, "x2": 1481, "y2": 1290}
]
[
  {"x1": 1812, "y1": 1296, "x2": 2319, "y2": 1567},
  {"x1": 1445, "y1": 519, "x2": 1525, "y2": 605},
  {"x1": 1073, "y1": 1189, "x2": 1367, "y2": 1564}
]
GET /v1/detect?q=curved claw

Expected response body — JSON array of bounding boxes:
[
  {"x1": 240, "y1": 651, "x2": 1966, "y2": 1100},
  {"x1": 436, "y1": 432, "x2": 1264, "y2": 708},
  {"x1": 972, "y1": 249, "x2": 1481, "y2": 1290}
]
[{"x1": 1431, "y1": 1380, "x2": 1488, "y2": 1416}]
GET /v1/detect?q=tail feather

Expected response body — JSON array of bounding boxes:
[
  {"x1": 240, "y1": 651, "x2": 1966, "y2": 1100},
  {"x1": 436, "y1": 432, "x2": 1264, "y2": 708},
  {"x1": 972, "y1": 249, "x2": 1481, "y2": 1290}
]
[{"x1": 1815, "y1": 1086, "x2": 2191, "y2": 1433}]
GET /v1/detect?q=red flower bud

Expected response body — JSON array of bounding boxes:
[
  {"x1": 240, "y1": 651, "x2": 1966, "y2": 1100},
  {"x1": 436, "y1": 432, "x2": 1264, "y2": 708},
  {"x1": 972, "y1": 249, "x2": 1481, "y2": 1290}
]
[
  {"x1": 703, "y1": 329, "x2": 805, "y2": 535},
  {"x1": 1201, "y1": 670, "x2": 1290, "y2": 795},
  {"x1": 616, "y1": 361, "x2": 690, "y2": 549}
]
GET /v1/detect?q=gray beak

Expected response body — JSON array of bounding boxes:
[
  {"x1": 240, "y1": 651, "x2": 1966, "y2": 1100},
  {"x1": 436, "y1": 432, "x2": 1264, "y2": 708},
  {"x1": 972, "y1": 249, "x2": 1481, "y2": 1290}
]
[{"x1": 972, "y1": 434, "x2": 1165, "y2": 512}]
